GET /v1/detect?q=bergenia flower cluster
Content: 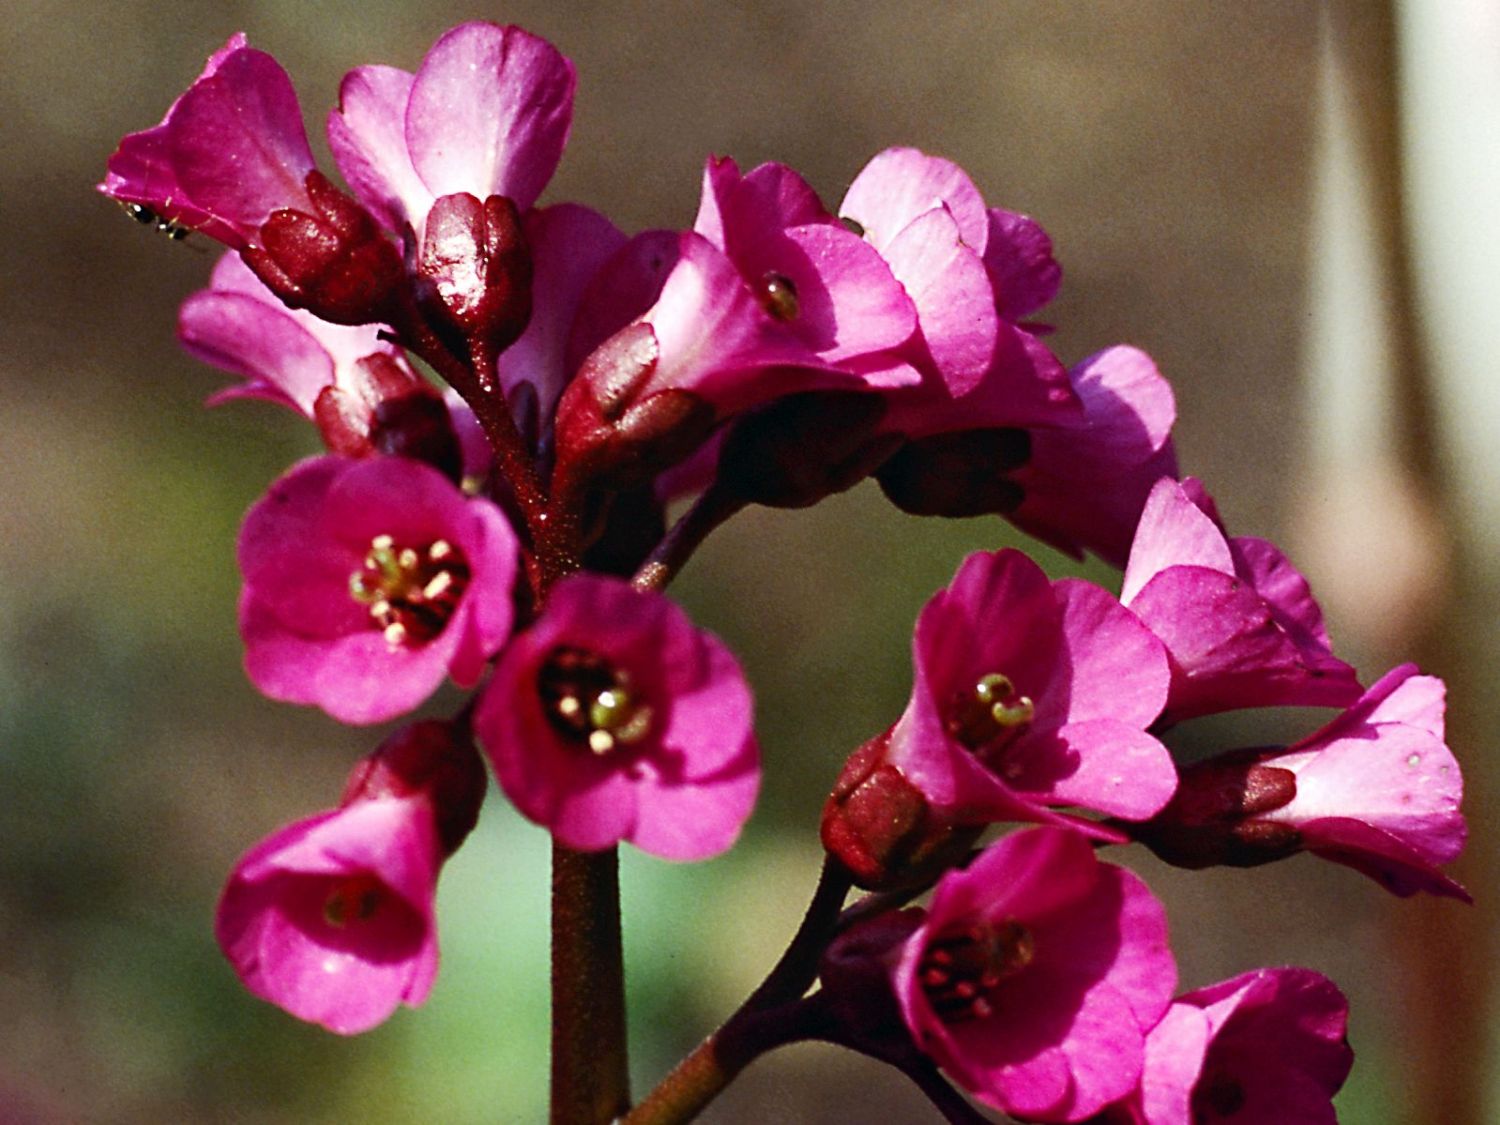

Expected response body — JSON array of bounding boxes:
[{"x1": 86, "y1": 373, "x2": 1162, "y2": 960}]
[{"x1": 103, "y1": 21, "x2": 1468, "y2": 1123}]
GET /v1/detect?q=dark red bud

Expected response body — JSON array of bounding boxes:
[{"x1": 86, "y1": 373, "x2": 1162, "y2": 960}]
[
  {"x1": 417, "y1": 193, "x2": 532, "y2": 360},
  {"x1": 341, "y1": 720, "x2": 487, "y2": 857},
  {"x1": 1128, "y1": 751, "x2": 1301, "y2": 870},
  {"x1": 715, "y1": 392, "x2": 903, "y2": 509},
  {"x1": 242, "y1": 171, "x2": 405, "y2": 326},
  {"x1": 876, "y1": 428, "x2": 1032, "y2": 518},
  {"x1": 817, "y1": 909, "x2": 924, "y2": 1045},
  {"x1": 370, "y1": 394, "x2": 464, "y2": 485},
  {"x1": 307, "y1": 354, "x2": 462, "y2": 481},
  {"x1": 552, "y1": 323, "x2": 717, "y2": 500},
  {"x1": 821, "y1": 731, "x2": 981, "y2": 891}
]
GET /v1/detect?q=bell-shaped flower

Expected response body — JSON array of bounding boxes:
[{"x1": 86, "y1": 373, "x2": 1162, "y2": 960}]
[
  {"x1": 1131, "y1": 665, "x2": 1467, "y2": 899},
  {"x1": 1121, "y1": 477, "x2": 1361, "y2": 721},
  {"x1": 475, "y1": 573, "x2": 759, "y2": 860},
  {"x1": 216, "y1": 720, "x2": 485, "y2": 1034},
  {"x1": 890, "y1": 827, "x2": 1177, "y2": 1122},
  {"x1": 238, "y1": 455, "x2": 519, "y2": 724},
  {"x1": 692, "y1": 156, "x2": 917, "y2": 372},
  {"x1": 883, "y1": 549, "x2": 1178, "y2": 836},
  {"x1": 1097, "y1": 968, "x2": 1352, "y2": 1124},
  {"x1": 327, "y1": 22, "x2": 574, "y2": 245}
]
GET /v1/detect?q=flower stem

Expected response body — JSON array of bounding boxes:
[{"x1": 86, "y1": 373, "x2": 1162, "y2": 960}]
[
  {"x1": 551, "y1": 843, "x2": 630, "y2": 1125},
  {"x1": 631, "y1": 485, "x2": 747, "y2": 593}
]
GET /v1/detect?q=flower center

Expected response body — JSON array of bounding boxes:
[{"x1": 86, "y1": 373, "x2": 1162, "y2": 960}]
[
  {"x1": 322, "y1": 873, "x2": 387, "y2": 928},
  {"x1": 757, "y1": 271, "x2": 800, "y2": 321},
  {"x1": 1194, "y1": 1069, "x2": 1247, "y2": 1119},
  {"x1": 918, "y1": 919, "x2": 1035, "y2": 1022},
  {"x1": 537, "y1": 645, "x2": 654, "y2": 756},
  {"x1": 945, "y1": 672, "x2": 1035, "y2": 762},
  {"x1": 349, "y1": 534, "x2": 471, "y2": 647}
]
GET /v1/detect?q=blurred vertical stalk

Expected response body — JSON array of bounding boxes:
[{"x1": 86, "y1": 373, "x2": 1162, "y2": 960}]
[{"x1": 1306, "y1": 3, "x2": 1494, "y2": 1122}]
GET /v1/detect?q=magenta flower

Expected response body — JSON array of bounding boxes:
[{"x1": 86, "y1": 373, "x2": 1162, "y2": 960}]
[
  {"x1": 476, "y1": 573, "x2": 759, "y2": 860},
  {"x1": 884, "y1": 549, "x2": 1178, "y2": 835},
  {"x1": 1104, "y1": 968, "x2": 1352, "y2": 1125},
  {"x1": 891, "y1": 827, "x2": 1176, "y2": 1122},
  {"x1": 328, "y1": 22, "x2": 575, "y2": 243},
  {"x1": 1121, "y1": 477, "x2": 1361, "y2": 721},
  {"x1": 100, "y1": 34, "x2": 317, "y2": 249},
  {"x1": 692, "y1": 156, "x2": 916, "y2": 371},
  {"x1": 216, "y1": 720, "x2": 486, "y2": 1035},
  {"x1": 238, "y1": 455, "x2": 519, "y2": 724},
  {"x1": 1132, "y1": 665, "x2": 1467, "y2": 899}
]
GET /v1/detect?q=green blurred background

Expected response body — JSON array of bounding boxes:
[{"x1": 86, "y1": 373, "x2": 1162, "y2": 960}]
[{"x1": 3, "y1": 2, "x2": 1494, "y2": 1121}]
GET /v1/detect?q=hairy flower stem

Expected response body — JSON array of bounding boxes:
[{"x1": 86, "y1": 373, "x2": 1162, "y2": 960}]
[
  {"x1": 551, "y1": 843, "x2": 630, "y2": 1124},
  {"x1": 632, "y1": 485, "x2": 747, "y2": 593}
]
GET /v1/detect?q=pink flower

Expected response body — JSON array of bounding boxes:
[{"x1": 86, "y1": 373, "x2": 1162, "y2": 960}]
[
  {"x1": 100, "y1": 34, "x2": 317, "y2": 249},
  {"x1": 475, "y1": 573, "x2": 759, "y2": 860},
  {"x1": 891, "y1": 827, "x2": 1176, "y2": 1121},
  {"x1": 328, "y1": 22, "x2": 575, "y2": 243},
  {"x1": 238, "y1": 455, "x2": 519, "y2": 724},
  {"x1": 216, "y1": 721, "x2": 485, "y2": 1035},
  {"x1": 1131, "y1": 665, "x2": 1467, "y2": 899},
  {"x1": 884, "y1": 549, "x2": 1178, "y2": 835},
  {"x1": 1121, "y1": 477, "x2": 1361, "y2": 721},
  {"x1": 692, "y1": 156, "x2": 917, "y2": 372},
  {"x1": 1100, "y1": 969, "x2": 1352, "y2": 1124}
]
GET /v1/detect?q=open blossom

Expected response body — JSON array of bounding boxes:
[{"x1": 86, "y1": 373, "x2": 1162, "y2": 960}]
[
  {"x1": 238, "y1": 455, "x2": 518, "y2": 724},
  {"x1": 1095, "y1": 968, "x2": 1352, "y2": 1125},
  {"x1": 328, "y1": 22, "x2": 575, "y2": 244},
  {"x1": 890, "y1": 827, "x2": 1176, "y2": 1122},
  {"x1": 1131, "y1": 665, "x2": 1467, "y2": 899},
  {"x1": 1121, "y1": 477, "x2": 1361, "y2": 721},
  {"x1": 216, "y1": 721, "x2": 484, "y2": 1035},
  {"x1": 882, "y1": 548, "x2": 1178, "y2": 836},
  {"x1": 476, "y1": 573, "x2": 758, "y2": 860}
]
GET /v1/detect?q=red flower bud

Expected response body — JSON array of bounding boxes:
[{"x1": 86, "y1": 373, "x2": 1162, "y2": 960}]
[
  {"x1": 821, "y1": 730, "x2": 981, "y2": 891},
  {"x1": 310, "y1": 353, "x2": 462, "y2": 483},
  {"x1": 242, "y1": 170, "x2": 405, "y2": 326},
  {"x1": 417, "y1": 193, "x2": 532, "y2": 362}
]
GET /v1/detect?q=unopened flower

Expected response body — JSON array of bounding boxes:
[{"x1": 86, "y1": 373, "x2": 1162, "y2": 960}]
[
  {"x1": 216, "y1": 720, "x2": 485, "y2": 1035},
  {"x1": 890, "y1": 827, "x2": 1176, "y2": 1122},
  {"x1": 238, "y1": 455, "x2": 518, "y2": 724},
  {"x1": 1130, "y1": 665, "x2": 1467, "y2": 899},
  {"x1": 476, "y1": 574, "x2": 758, "y2": 860},
  {"x1": 1121, "y1": 477, "x2": 1361, "y2": 721},
  {"x1": 883, "y1": 549, "x2": 1178, "y2": 834}
]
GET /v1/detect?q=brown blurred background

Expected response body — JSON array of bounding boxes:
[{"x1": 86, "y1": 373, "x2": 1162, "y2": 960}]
[{"x1": 2, "y1": 2, "x2": 1493, "y2": 1121}]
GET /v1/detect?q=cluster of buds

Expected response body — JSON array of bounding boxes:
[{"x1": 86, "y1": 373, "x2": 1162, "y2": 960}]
[{"x1": 104, "y1": 20, "x2": 1467, "y2": 1122}]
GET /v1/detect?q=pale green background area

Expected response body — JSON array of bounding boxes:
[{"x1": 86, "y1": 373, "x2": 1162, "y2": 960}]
[{"x1": 0, "y1": 2, "x2": 1490, "y2": 1122}]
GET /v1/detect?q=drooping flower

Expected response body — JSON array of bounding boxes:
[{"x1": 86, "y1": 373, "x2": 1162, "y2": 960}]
[
  {"x1": 1095, "y1": 968, "x2": 1353, "y2": 1124},
  {"x1": 889, "y1": 827, "x2": 1176, "y2": 1122},
  {"x1": 1130, "y1": 664, "x2": 1467, "y2": 899},
  {"x1": 475, "y1": 573, "x2": 759, "y2": 860},
  {"x1": 216, "y1": 720, "x2": 485, "y2": 1035},
  {"x1": 1121, "y1": 477, "x2": 1361, "y2": 721},
  {"x1": 238, "y1": 455, "x2": 519, "y2": 724},
  {"x1": 881, "y1": 549, "x2": 1178, "y2": 836}
]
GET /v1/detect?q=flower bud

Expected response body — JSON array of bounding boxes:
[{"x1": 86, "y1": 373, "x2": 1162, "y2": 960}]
[
  {"x1": 875, "y1": 428, "x2": 1031, "y2": 517},
  {"x1": 310, "y1": 353, "x2": 463, "y2": 483},
  {"x1": 821, "y1": 730, "x2": 981, "y2": 891},
  {"x1": 714, "y1": 392, "x2": 903, "y2": 509},
  {"x1": 416, "y1": 193, "x2": 533, "y2": 362},
  {"x1": 242, "y1": 170, "x2": 405, "y2": 326},
  {"x1": 817, "y1": 909, "x2": 924, "y2": 1054},
  {"x1": 552, "y1": 323, "x2": 717, "y2": 501},
  {"x1": 341, "y1": 720, "x2": 487, "y2": 857},
  {"x1": 1126, "y1": 750, "x2": 1300, "y2": 870}
]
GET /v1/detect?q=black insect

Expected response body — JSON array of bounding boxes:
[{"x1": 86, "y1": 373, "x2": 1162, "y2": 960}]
[{"x1": 121, "y1": 201, "x2": 192, "y2": 241}]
